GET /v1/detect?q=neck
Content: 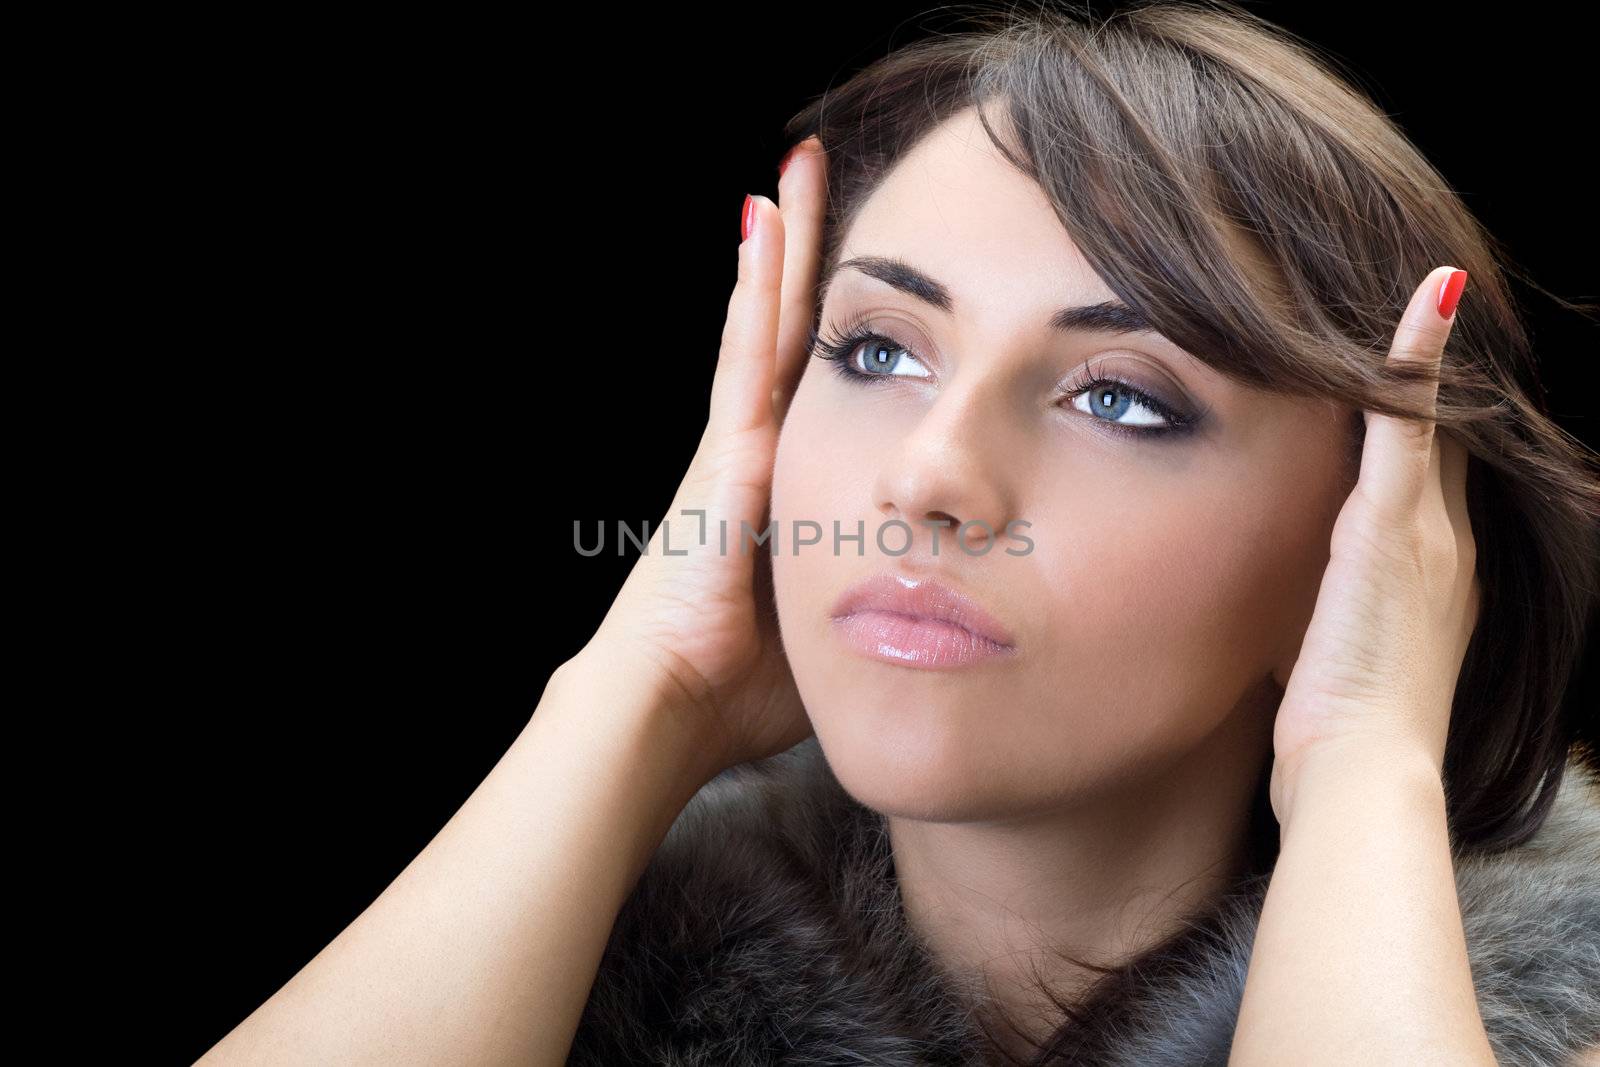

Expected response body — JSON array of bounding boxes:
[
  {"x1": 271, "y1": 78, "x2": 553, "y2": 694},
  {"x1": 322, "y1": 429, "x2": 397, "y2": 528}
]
[{"x1": 887, "y1": 677, "x2": 1279, "y2": 1050}]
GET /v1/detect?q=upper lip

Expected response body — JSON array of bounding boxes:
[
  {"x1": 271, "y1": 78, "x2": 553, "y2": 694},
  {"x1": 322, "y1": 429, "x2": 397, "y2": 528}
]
[{"x1": 830, "y1": 572, "x2": 1018, "y2": 648}]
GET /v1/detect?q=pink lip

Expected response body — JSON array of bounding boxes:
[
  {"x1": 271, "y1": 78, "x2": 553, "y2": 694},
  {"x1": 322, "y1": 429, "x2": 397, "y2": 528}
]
[{"x1": 829, "y1": 572, "x2": 1017, "y2": 669}]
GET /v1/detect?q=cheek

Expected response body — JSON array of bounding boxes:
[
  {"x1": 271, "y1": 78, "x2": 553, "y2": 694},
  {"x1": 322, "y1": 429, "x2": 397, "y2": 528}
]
[
  {"x1": 769, "y1": 373, "x2": 867, "y2": 652},
  {"x1": 770, "y1": 371, "x2": 866, "y2": 552},
  {"x1": 765, "y1": 373, "x2": 1344, "y2": 815},
  {"x1": 1030, "y1": 441, "x2": 1340, "y2": 750}
]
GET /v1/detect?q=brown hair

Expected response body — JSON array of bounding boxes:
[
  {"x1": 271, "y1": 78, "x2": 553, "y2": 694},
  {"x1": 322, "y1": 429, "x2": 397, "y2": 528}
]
[{"x1": 778, "y1": 1, "x2": 1600, "y2": 1061}]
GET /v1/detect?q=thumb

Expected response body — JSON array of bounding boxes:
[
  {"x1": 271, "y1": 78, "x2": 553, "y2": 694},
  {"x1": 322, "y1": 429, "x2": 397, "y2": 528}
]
[{"x1": 1358, "y1": 265, "x2": 1467, "y2": 517}]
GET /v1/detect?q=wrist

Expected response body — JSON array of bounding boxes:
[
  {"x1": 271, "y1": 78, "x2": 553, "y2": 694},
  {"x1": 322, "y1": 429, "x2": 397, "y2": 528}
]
[
  {"x1": 515, "y1": 651, "x2": 728, "y2": 925},
  {"x1": 1276, "y1": 738, "x2": 1444, "y2": 835},
  {"x1": 544, "y1": 645, "x2": 730, "y2": 792}
]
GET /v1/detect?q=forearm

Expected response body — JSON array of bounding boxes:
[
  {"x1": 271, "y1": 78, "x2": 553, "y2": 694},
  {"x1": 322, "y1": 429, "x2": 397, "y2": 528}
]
[
  {"x1": 199, "y1": 651, "x2": 724, "y2": 1067},
  {"x1": 1230, "y1": 743, "x2": 1496, "y2": 1066}
]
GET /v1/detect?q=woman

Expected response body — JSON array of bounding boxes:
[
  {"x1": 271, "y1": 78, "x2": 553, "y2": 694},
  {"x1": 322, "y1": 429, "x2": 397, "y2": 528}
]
[{"x1": 199, "y1": 2, "x2": 1600, "y2": 1064}]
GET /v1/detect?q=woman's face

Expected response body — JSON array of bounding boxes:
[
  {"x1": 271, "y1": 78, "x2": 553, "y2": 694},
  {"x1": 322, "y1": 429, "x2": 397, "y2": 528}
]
[{"x1": 770, "y1": 107, "x2": 1355, "y2": 818}]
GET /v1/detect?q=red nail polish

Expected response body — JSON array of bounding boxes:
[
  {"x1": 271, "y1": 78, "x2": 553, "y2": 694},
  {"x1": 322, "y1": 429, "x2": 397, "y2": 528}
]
[
  {"x1": 1437, "y1": 269, "x2": 1468, "y2": 319},
  {"x1": 741, "y1": 193, "x2": 756, "y2": 243},
  {"x1": 778, "y1": 146, "x2": 798, "y2": 178}
]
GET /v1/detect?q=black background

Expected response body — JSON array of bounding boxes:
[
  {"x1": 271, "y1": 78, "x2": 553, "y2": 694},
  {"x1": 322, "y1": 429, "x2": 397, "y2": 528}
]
[{"x1": 99, "y1": 5, "x2": 1596, "y2": 1061}]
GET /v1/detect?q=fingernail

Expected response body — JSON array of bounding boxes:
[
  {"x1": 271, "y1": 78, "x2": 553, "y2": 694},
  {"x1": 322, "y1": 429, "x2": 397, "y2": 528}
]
[
  {"x1": 741, "y1": 193, "x2": 756, "y2": 244},
  {"x1": 1437, "y1": 268, "x2": 1468, "y2": 320}
]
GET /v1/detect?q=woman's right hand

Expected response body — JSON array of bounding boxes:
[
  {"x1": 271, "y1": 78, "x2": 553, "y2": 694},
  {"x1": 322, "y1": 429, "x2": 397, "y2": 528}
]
[{"x1": 569, "y1": 138, "x2": 828, "y2": 780}]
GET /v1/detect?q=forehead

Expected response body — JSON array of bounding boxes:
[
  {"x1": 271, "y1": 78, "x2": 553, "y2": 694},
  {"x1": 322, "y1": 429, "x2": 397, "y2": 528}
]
[{"x1": 833, "y1": 106, "x2": 1122, "y2": 318}]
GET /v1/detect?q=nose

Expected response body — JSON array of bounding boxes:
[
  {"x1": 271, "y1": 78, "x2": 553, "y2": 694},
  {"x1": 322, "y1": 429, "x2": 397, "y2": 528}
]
[{"x1": 871, "y1": 386, "x2": 1023, "y2": 560}]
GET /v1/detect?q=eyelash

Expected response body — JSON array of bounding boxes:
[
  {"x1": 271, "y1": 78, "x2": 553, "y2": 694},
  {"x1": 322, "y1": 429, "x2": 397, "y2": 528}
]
[{"x1": 807, "y1": 315, "x2": 1199, "y2": 440}]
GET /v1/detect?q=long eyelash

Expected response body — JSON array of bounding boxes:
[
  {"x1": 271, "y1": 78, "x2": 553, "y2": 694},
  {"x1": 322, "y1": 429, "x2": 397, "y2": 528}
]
[
  {"x1": 807, "y1": 312, "x2": 916, "y2": 384},
  {"x1": 808, "y1": 320, "x2": 1199, "y2": 439},
  {"x1": 1060, "y1": 355, "x2": 1198, "y2": 440}
]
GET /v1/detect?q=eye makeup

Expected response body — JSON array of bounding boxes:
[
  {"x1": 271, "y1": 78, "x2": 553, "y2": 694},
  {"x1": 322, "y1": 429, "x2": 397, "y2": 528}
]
[{"x1": 807, "y1": 312, "x2": 1205, "y2": 440}]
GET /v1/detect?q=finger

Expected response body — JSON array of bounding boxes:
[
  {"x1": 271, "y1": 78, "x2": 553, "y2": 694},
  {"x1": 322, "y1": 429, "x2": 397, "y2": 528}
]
[
  {"x1": 709, "y1": 193, "x2": 785, "y2": 437},
  {"x1": 772, "y1": 137, "x2": 827, "y2": 427},
  {"x1": 1437, "y1": 430, "x2": 1482, "y2": 648},
  {"x1": 1440, "y1": 430, "x2": 1472, "y2": 553},
  {"x1": 1439, "y1": 429, "x2": 1478, "y2": 607},
  {"x1": 1357, "y1": 265, "x2": 1468, "y2": 517}
]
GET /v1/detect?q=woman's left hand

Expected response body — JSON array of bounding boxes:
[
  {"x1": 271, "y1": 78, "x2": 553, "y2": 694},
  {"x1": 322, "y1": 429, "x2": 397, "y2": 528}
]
[{"x1": 1269, "y1": 265, "x2": 1480, "y2": 825}]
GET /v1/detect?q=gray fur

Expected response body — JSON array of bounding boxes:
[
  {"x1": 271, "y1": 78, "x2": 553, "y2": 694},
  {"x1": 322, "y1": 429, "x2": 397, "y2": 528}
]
[{"x1": 567, "y1": 738, "x2": 1600, "y2": 1065}]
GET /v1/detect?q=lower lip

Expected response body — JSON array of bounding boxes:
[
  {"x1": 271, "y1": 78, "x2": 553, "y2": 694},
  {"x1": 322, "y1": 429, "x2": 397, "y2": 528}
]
[{"x1": 830, "y1": 610, "x2": 1016, "y2": 669}]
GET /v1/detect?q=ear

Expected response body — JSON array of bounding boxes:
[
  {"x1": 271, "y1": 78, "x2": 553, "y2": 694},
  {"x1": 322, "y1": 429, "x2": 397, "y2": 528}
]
[
  {"x1": 1269, "y1": 658, "x2": 1294, "y2": 692},
  {"x1": 1268, "y1": 634, "x2": 1301, "y2": 692}
]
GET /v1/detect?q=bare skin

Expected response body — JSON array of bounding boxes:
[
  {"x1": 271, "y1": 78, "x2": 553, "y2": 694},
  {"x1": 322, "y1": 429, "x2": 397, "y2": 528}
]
[
  {"x1": 197, "y1": 105, "x2": 1506, "y2": 1064},
  {"x1": 769, "y1": 104, "x2": 1357, "y2": 1057}
]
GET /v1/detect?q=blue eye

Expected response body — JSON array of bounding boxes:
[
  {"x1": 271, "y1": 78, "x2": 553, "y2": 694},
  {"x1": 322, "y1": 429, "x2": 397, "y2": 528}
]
[
  {"x1": 809, "y1": 323, "x2": 932, "y2": 379},
  {"x1": 807, "y1": 318, "x2": 1199, "y2": 440},
  {"x1": 1058, "y1": 355, "x2": 1200, "y2": 438},
  {"x1": 1069, "y1": 381, "x2": 1169, "y2": 431}
]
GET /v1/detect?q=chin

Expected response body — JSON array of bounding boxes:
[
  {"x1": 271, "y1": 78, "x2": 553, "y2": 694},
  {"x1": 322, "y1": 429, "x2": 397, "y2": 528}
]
[{"x1": 810, "y1": 706, "x2": 1070, "y2": 822}]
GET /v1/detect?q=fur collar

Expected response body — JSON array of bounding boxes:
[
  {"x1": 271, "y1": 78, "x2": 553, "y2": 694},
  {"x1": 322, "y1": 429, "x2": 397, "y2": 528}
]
[{"x1": 569, "y1": 738, "x2": 1600, "y2": 1065}]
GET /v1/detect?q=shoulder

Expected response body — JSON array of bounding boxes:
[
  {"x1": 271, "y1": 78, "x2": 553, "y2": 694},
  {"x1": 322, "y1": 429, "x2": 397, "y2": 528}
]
[
  {"x1": 1451, "y1": 751, "x2": 1600, "y2": 1066},
  {"x1": 565, "y1": 744, "x2": 1600, "y2": 1066},
  {"x1": 565, "y1": 737, "x2": 989, "y2": 1065},
  {"x1": 956, "y1": 751, "x2": 1600, "y2": 1067}
]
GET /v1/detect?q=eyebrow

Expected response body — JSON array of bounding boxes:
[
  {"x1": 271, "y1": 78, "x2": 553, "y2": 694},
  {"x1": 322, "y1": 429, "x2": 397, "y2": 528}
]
[{"x1": 820, "y1": 254, "x2": 1163, "y2": 337}]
